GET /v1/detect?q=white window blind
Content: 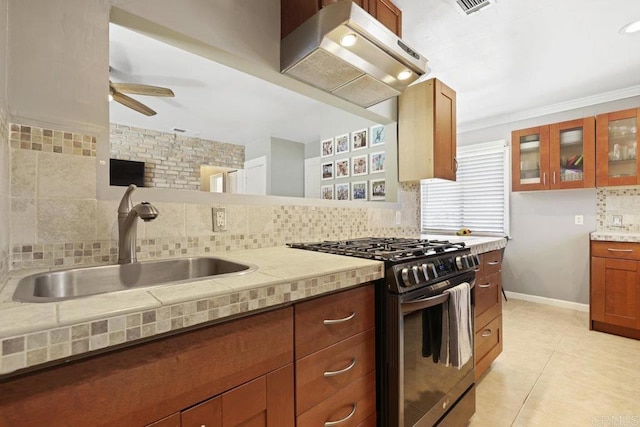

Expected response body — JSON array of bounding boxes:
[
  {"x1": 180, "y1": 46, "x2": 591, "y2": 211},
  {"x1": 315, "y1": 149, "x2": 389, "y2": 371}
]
[{"x1": 421, "y1": 140, "x2": 509, "y2": 236}]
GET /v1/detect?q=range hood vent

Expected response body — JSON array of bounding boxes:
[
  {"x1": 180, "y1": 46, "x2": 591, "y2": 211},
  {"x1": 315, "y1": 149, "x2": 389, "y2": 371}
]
[
  {"x1": 281, "y1": 0, "x2": 427, "y2": 108},
  {"x1": 455, "y1": 0, "x2": 493, "y2": 15}
]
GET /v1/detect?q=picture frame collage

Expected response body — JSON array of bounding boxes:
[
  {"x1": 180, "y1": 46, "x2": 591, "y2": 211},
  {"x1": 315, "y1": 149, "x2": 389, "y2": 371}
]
[{"x1": 321, "y1": 124, "x2": 386, "y2": 201}]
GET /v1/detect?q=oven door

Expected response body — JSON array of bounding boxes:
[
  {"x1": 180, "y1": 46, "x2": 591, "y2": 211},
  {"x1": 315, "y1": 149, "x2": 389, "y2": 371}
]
[{"x1": 393, "y1": 276, "x2": 476, "y2": 426}]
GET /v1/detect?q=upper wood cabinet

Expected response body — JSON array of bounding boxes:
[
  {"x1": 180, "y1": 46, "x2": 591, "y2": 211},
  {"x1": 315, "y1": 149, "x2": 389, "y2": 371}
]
[
  {"x1": 595, "y1": 108, "x2": 640, "y2": 187},
  {"x1": 281, "y1": 0, "x2": 402, "y2": 39},
  {"x1": 512, "y1": 117, "x2": 595, "y2": 191},
  {"x1": 398, "y1": 78, "x2": 457, "y2": 182}
]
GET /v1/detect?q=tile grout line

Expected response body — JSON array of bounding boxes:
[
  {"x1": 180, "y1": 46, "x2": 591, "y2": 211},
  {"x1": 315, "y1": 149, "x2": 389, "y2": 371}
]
[{"x1": 509, "y1": 315, "x2": 575, "y2": 426}]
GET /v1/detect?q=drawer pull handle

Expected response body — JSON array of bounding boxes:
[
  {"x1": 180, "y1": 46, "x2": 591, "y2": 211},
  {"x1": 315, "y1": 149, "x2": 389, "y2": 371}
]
[
  {"x1": 481, "y1": 329, "x2": 492, "y2": 337},
  {"x1": 473, "y1": 268, "x2": 480, "y2": 272},
  {"x1": 607, "y1": 248, "x2": 633, "y2": 253},
  {"x1": 325, "y1": 404, "x2": 357, "y2": 426},
  {"x1": 478, "y1": 283, "x2": 491, "y2": 288},
  {"x1": 487, "y1": 261, "x2": 500, "y2": 265},
  {"x1": 324, "y1": 359, "x2": 357, "y2": 377},
  {"x1": 323, "y1": 312, "x2": 356, "y2": 325}
]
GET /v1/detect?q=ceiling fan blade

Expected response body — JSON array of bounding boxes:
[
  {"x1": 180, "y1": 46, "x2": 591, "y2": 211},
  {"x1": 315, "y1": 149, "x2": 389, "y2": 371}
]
[
  {"x1": 112, "y1": 91, "x2": 157, "y2": 116},
  {"x1": 110, "y1": 82, "x2": 175, "y2": 97}
]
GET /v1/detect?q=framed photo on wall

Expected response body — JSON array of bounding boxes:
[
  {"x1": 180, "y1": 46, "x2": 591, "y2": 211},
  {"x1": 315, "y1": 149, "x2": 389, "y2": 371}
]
[
  {"x1": 351, "y1": 128, "x2": 368, "y2": 151},
  {"x1": 352, "y1": 155, "x2": 368, "y2": 176},
  {"x1": 370, "y1": 124, "x2": 385, "y2": 146},
  {"x1": 321, "y1": 138, "x2": 334, "y2": 157},
  {"x1": 370, "y1": 178, "x2": 386, "y2": 200},
  {"x1": 336, "y1": 183, "x2": 350, "y2": 200},
  {"x1": 335, "y1": 158, "x2": 350, "y2": 178},
  {"x1": 321, "y1": 185, "x2": 334, "y2": 200},
  {"x1": 321, "y1": 161, "x2": 334, "y2": 180},
  {"x1": 335, "y1": 133, "x2": 350, "y2": 154},
  {"x1": 352, "y1": 181, "x2": 367, "y2": 201},
  {"x1": 370, "y1": 151, "x2": 385, "y2": 173}
]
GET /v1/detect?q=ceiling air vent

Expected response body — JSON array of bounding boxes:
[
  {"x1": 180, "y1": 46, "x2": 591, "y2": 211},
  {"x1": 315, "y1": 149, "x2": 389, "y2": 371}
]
[{"x1": 455, "y1": 0, "x2": 493, "y2": 15}]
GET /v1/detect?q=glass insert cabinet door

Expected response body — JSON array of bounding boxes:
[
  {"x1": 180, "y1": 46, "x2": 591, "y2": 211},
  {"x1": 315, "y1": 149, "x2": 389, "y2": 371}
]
[
  {"x1": 512, "y1": 126, "x2": 550, "y2": 191},
  {"x1": 596, "y1": 108, "x2": 640, "y2": 187},
  {"x1": 549, "y1": 117, "x2": 595, "y2": 189}
]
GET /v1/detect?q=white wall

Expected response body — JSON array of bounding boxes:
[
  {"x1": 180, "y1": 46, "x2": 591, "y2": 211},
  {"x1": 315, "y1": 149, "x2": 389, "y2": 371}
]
[
  {"x1": 460, "y1": 95, "x2": 640, "y2": 304},
  {"x1": 271, "y1": 138, "x2": 304, "y2": 198}
]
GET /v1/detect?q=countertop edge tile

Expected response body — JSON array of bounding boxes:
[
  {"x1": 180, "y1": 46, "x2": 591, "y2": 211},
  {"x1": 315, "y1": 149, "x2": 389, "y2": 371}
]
[{"x1": 590, "y1": 231, "x2": 640, "y2": 242}]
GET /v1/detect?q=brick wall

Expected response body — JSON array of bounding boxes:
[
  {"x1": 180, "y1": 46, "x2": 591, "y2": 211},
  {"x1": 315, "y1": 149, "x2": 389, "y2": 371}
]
[{"x1": 110, "y1": 124, "x2": 245, "y2": 190}]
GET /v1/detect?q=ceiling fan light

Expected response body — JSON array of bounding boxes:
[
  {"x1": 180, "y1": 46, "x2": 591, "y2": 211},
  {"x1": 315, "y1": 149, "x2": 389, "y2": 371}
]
[
  {"x1": 340, "y1": 33, "x2": 358, "y2": 47},
  {"x1": 620, "y1": 19, "x2": 640, "y2": 34},
  {"x1": 397, "y1": 70, "x2": 412, "y2": 81}
]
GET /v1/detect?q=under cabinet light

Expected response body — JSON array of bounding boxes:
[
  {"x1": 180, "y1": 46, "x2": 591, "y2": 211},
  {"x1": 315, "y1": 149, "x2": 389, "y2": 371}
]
[{"x1": 340, "y1": 33, "x2": 358, "y2": 47}]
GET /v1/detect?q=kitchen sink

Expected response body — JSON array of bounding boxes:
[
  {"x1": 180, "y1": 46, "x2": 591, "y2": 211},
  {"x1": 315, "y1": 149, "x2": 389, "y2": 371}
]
[{"x1": 13, "y1": 257, "x2": 257, "y2": 303}]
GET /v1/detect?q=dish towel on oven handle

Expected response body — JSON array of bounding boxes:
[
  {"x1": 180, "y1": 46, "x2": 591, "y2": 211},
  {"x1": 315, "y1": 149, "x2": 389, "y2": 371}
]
[{"x1": 439, "y1": 282, "x2": 472, "y2": 369}]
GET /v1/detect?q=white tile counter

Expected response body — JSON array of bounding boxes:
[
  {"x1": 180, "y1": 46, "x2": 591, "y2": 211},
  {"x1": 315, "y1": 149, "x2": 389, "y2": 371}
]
[
  {"x1": 421, "y1": 234, "x2": 508, "y2": 254},
  {"x1": 0, "y1": 247, "x2": 383, "y2": 377}
]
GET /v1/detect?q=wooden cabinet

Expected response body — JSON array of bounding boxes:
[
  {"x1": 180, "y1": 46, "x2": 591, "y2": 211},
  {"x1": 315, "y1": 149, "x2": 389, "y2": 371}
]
[
  {"x1": 398, "y1": 78, "x2": 457, "y2": 182},
  {"x1": 281, "y1": 0, "x2": 402, "y2": 39},
  {"x1": 474, "y1": 250, "x2": 503, "y2": 380},
  {"x1": 0, "y1": 308, "x2": 295, "y2": 427},
  {"x1": 512, "y1": 117, "x2": 595, "y2": 192},
  {"x1": 294, "y1": 285, "x2": 377, "y2": 425},
  {"x1": 590, "y1": 241, "x2": 640, "y2": 339},
  {"x1": 595, "y1": 108, "x2": 640, "y2": 187}
]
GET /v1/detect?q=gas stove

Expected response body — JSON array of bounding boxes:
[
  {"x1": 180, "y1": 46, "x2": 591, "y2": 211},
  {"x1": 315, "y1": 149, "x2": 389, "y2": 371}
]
[{"x1": 287, "y1": 237, "x2": 479, "y2": 293}]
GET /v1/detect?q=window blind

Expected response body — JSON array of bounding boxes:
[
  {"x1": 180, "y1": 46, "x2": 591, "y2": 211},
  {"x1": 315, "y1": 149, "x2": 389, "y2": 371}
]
[{"x1": 421, "y1": 140, "x2": 509, "y2": 236}]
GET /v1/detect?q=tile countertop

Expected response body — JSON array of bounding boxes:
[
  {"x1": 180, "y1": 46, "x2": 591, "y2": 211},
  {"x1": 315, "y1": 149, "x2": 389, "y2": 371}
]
[
  {"x1": 590, "y1": 231, "x2": 640, "y2": 242},
  {"x1": 0, "y1": 246, "x2": 383, "y2": 377},
  {"x1": 420, "y1": 234, "x2": 508, "y2": 254}
]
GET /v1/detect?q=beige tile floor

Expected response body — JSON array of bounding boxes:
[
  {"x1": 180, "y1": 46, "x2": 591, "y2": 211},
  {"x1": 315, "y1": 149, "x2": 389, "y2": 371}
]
[{"x1": 470, "y1": 299, "x2": 640, "y2": 426}]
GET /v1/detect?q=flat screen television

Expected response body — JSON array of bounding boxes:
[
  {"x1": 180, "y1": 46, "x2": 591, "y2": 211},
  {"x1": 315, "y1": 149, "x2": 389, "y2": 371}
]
[{"x1": 110, "y1": 158, "x2": 145, "y2": 187}]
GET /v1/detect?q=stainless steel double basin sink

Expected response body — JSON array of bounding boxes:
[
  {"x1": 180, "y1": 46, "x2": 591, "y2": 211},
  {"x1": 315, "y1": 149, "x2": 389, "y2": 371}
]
[{"x1": 13, "y1": 257, "x2": 257, "y2": 303}]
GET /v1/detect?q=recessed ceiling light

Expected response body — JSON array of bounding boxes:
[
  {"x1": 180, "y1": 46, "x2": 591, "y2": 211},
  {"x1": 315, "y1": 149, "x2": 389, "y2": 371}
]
[
  {"x1": 620, "y1": 19, "x2": 640, "y2": 34},
  {"x1": 340, "y1": 33, "x2": 358, "y2": 47},
  {"x1": 397, "y1": 70, "x2": 412, "y2": 81}
]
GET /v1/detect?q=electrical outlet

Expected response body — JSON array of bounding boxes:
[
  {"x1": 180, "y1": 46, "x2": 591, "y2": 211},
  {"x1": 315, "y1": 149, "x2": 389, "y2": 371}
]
[
  {"x1": 574, "y1": 215, "x2": 584, "y2": 225},
  {"x1": 395, "y1": 210, "x2": 402, "y2": 226},
  {"x1": 212, "y1": 207, "x2": 227, "y2": 232},
  {"x1": 612, "y1": 215, "x2": 623, "y2": 227}
]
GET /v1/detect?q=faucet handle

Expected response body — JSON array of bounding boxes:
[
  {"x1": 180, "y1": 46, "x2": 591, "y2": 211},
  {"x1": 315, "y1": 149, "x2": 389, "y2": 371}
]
[{"x1": 118, "y1": 184, "x2": 137, "y2": 214}]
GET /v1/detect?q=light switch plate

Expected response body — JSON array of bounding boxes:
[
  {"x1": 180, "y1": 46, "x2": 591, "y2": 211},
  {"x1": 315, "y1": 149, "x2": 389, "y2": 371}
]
[
  {"x1": 612, "y1": 215, "x2": 623, "y2": 227},
  {"x1": 212, "y1": 207, "x2": 227, "y2": 232}
]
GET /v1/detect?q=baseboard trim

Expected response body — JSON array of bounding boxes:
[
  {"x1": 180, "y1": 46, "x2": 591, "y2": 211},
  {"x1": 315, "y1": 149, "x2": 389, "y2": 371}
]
[{"x1": 504, "y1": 291, "x2": 589, "y2": 312}]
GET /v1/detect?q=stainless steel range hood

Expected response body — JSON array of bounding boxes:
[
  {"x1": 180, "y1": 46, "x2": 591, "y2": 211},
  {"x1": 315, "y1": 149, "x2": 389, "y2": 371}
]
[{"x1": 281, "y1": 0, "x2": 428, "y2": 108}]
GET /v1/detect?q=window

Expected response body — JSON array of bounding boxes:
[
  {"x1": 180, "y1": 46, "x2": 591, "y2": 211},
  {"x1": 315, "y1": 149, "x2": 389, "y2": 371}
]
[{"x1": 421, "y1": 140, "x2": 509, "y2": 236}]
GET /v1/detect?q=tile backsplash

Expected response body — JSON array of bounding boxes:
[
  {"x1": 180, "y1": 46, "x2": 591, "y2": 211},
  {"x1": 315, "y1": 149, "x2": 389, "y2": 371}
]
[
  {"x1": 596, "y1": 187, "x2": 640, "y2": 232},
  {"x1": 0, "y1": 111, "x2": 9, "y2": 281},
  {"x1": 7, "y1": 121, "x2": 420, "y2": 271}
]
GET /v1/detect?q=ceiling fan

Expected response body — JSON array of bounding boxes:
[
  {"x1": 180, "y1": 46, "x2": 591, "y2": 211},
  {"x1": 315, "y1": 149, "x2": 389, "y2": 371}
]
[{"x1": 109, "y1": 80, "x2": 175, "y2": 117}]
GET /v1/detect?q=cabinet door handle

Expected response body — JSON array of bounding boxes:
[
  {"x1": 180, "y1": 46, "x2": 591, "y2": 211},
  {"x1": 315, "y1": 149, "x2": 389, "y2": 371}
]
[
  {"x1": 543, "y1": 172, "x2": 546, "y2": 186},
  {"x1": 553, "y1": 171, "x2": 556, "y2": 185},
  {"x1": 487, "y1": 261, "x2": 500, "y2": 265},
  {"x1": 481, "y1": 329, "x2": 493, "y2": 337},
  {"x1": 325, "y1": 404, "x2": 357, "y2": 426},
  {"x1": 454, "y1": 158, "x2": 459, "y2": 173},
  {"x1": 324, "y1": 359, "x2": 357, "y2": 377},
  {"x1": 323, "y1": 312, "x2": 356, "y2": 325},
  {"x1": 607, "y1": 248, "x2": 633, "y2": 253},
  {"x1": 478, "y1": 283, "x2": 491, "y2": 288}
]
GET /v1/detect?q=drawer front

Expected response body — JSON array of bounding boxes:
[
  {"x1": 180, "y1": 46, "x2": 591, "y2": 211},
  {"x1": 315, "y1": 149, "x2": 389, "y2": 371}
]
[
  {"x1": 591, "y1": 241, "x2": 640, "y2": 260},
  {"x1": 296, "y1": 328, "x2": 375, "y2": 415},
  {"x1": 296, "y1": 371, "x2": 376, "y2": 427},
  {"x1": 295, "y1": 285, "x2": 375, "y2": 358},
  {"x1": 482, "y1": 250, "x2": 502, "y2": 276},
  {"x1": 475, "y1": 315, "x2": 502, "y2": 367},
  {"x1": 475, "y1": 272, "x2": 501, "y2": 332}
]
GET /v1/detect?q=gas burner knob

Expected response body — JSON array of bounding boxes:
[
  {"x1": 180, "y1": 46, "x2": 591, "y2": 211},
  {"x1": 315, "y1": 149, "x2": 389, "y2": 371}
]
[
  {"x1": 421, "y1": 263, "x2": 430, "y2": 280},
  {"x1": 428, "y1": 262, "x2": 438, "y2": 278},
  {"x1": 400, "y1": 267, "x2": 412, "y2": 287},
  {"x1": 472, "y1": 254, "x2": 480, "y2": 267},
  {"x1": 455, "y1": 256, "x2": 464, "y2": 270},
  {"x1": 412, "y1": 265, "x2": 422, "y2": 284}
]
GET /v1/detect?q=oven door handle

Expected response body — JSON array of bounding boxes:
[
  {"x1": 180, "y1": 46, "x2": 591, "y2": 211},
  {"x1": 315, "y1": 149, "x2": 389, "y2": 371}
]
[{"x1": 401, "y1": 282, "x2": 475, "y2": 314}]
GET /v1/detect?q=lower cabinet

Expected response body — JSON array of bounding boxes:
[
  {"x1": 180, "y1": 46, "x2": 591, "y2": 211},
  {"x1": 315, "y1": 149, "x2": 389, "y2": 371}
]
[
  {"x1": 591, "y1": 241, "x2": 640, "y2": 339},
  {"x1": 474, "y1": 250, "x2": 504, "y2": 380},
  {"x1": 0, "y1": 285, "x2": 376, "y2": 427},
  {"x1": 294, "y1": 285, "x2": 377, "y2": 425}
]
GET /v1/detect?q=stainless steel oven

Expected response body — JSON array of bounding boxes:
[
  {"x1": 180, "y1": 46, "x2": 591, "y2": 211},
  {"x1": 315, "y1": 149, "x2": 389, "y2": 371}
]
[{"x1": 287, "y1": 238, "x2": 479, "y2": 427}]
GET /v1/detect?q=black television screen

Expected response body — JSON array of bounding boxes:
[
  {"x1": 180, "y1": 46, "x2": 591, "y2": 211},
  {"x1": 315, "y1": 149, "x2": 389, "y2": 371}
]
[{"x1": 110, "y1": 158, "x2": 145, "y2": 187}]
